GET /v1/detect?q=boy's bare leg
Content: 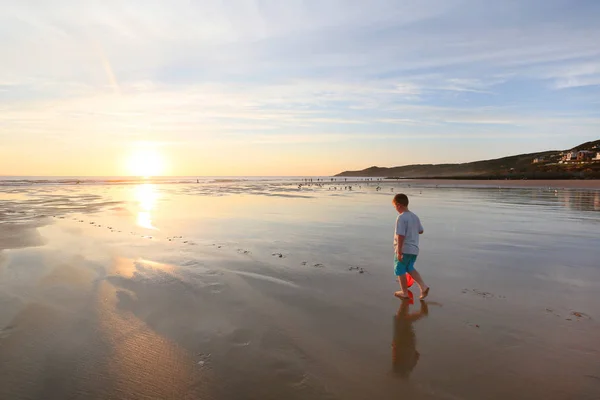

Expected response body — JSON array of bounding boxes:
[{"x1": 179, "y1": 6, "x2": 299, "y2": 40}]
[
  {"x1": 408, "y1": 269, "x2": 429, "y2": 295},
  {"x1": 397, "y1": 274, "x2": 409, "y2": 296}
]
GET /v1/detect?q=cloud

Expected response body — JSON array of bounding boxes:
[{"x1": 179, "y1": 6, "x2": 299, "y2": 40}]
[{"x1": 1, "y1": 0, "x2": 599, "y2": 174}]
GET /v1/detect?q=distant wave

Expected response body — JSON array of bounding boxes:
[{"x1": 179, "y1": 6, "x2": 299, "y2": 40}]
[
  {"x1": 210, "y1": 179, "x2": 246, "y2": 184},
  {"x1": 0, "y1": 176, "x2": 336, "y2": 187}
]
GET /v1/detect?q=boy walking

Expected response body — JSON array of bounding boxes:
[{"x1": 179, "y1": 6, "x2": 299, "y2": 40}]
[{"x1": 392, "y1": 194, "x2": 429, "y2": 300}]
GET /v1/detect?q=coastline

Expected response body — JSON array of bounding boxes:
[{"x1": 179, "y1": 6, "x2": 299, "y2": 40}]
[
  {"x1": 335, "y1": 179, "x2": 600, "y2": 190},
  {"x1": 396, "y1": 179, "x2": 600, "y2": 189}
]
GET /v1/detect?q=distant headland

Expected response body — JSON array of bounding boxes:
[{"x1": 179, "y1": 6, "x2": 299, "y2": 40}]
[{"x1": 336, "y1": 140, "x2": 600, "y2": 180}]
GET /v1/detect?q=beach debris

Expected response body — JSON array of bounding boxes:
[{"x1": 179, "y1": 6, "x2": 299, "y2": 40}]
[
  {"x1": 462, "y1": 288, "x2": 494, "y2": 298},
  {"x1": 272, "y1": 253, "x2": 285, "y2": 258},
  {"x1": 196, "y1": 353, "x2": 212, "y2": 367},
  {"x1": 570, "y1": 311, "x2": 591, "y2": 320}
]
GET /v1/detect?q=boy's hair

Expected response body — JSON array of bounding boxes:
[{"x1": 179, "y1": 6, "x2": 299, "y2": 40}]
[{"x1": 393, "y1": 193, "x2": 409, "y2": 207}]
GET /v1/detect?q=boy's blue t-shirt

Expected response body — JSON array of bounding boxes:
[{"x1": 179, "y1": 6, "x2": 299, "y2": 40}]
[{"x1": 394, "y1": 211, "x2": 424, "y2": 255}]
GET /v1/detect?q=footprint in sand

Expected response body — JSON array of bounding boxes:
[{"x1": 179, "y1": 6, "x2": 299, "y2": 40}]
[
  {"x1": 237, "y1": 249, "x2": 251, "y2": 255},
  {"x1": 208, "y1": 283, "x2": 224, "y2": 294},
  {"x1": 268, "y1": 359, "x2": 307, "y2": 386},
  {"x1": 272, "y1": 253, "x2": 285, "y2": 258},
  {"x1": 229, "y1": 329, "x2": 252, "y2": 347},
  {"x1": 348, "y1": 266, "x2": 365, "y2": 273},
  {"x1": 0, "y1": 325, "x2": 16, "y2": 339},
  {"x1": 313, "y1": 263, "x2": 324, "y2": 268},
  {"x1": 300, "y1": 261, "x2": 307, "y2": 266}
]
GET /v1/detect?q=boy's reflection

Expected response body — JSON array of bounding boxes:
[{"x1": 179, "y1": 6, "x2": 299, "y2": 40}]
[{"x1": 392, "y1": 293, "x2": 429, "y2": 378}]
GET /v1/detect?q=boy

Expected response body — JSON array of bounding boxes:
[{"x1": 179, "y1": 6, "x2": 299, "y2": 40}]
[{"x1": 392, "y1": 193, "x2": 429, "y2": 300}]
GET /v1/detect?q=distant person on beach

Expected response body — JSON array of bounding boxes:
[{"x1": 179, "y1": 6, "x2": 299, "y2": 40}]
[{"x1": 392, "y1": 194, "x2": 429, "y2": 300}]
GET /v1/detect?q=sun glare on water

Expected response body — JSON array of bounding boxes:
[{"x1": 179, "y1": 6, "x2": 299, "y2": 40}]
[
  {"x1": 134, "y1": 183, "x2": 159, "y2": 230},
  {"x1": 127, "y1": 146, "x2": 165, "y2": 178}
]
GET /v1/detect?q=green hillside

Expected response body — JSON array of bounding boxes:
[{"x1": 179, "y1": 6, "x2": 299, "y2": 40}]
[{"x1": 336, "y1": 140, "x2": 600, "y2": 179}]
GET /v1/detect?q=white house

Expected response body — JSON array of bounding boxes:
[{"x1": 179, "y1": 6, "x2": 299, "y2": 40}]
[
  {"x1": 563, "y1": 151, "x2": 578, "y2": 161},
  {"x1": 594, "y1": 152, "x2": 600, "y2": 161}
]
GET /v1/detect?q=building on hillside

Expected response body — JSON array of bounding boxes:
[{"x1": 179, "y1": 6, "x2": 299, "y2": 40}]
[
  {"x1": 563, "y1": 151, "x2": 578, "y2": 162},
  {"x1": 577, "y1": 150, "x2": 595, "y2": 161},
  {"x1": 532, "y1": 156, "x2": 545, "y2": 164},
  {"x1": 594, "y1": 152, "x2": 600, "y2": 161}
]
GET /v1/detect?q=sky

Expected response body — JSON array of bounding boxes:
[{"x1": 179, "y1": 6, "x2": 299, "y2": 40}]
[{"x1": 1, "y1": 0, "x2": 599, "y2": 176}]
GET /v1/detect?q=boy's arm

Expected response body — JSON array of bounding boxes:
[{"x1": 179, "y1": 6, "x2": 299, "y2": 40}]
[
  {"x1": 395, "y1": 234, "x2": 404, "y2": 259},
  {"x1": 418, "y1": 218, "x2": 424, "y2": 234}
]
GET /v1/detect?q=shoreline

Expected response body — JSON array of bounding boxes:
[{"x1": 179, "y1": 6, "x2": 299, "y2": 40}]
[
  {"x1": 397, "y1": 179, "x2": 600, "y2": 189},
  {"x1": 332, "y1": 179, "x2": 600, "y2": 190}
]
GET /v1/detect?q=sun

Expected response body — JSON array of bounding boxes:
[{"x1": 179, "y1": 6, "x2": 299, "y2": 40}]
[{"x1": 127, "y1": 147, "x2": 165, "y2": 177}]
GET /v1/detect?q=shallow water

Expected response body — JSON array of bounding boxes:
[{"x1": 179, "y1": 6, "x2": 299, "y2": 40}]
[{"x1": 1, "y1": 181, "x2": 599, "y2": 399}]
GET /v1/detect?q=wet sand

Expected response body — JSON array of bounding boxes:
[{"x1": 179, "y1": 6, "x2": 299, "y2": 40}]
[
  {"x1": 336, "y1": 179, "x2": 600, "y2": 190},
  {"x1": 1, "y1": 181, "x2": 599, "y2": 400},
  {"x1": 402, "y1": 179, "x2": 600, "y2": 190}
]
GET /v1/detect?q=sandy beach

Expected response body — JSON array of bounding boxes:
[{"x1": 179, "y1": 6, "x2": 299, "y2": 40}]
[{"x1": 1, "y1": 179, "x2": 599, "y2": 400}]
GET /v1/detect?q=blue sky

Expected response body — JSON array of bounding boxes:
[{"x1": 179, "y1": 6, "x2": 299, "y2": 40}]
[{"x1": 1, "y1": 0, "x2": 599, "y2": 175}]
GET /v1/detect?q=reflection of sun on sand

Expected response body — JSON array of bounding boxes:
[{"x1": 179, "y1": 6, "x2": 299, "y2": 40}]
[
  {"x1": 0, "y1": 254, "x2": 212, "y2": 399},
  {"x1": 97, "y1": 256, "x2": 216, "y2": 397},
  {"x1": 93, "y1": 279, "x2": 211, "y2": 398},
  {"x1": 111, "y1": 257, "x2": 175, "y2": 279},
  {"x1": 134, "y1": 183, "x2": 159, "y2": 230}
]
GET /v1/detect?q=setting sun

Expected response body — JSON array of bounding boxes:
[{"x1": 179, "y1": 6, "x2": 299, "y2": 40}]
[{"x1": 126, "y1": 146, "x2": 165, "y2": 177}]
